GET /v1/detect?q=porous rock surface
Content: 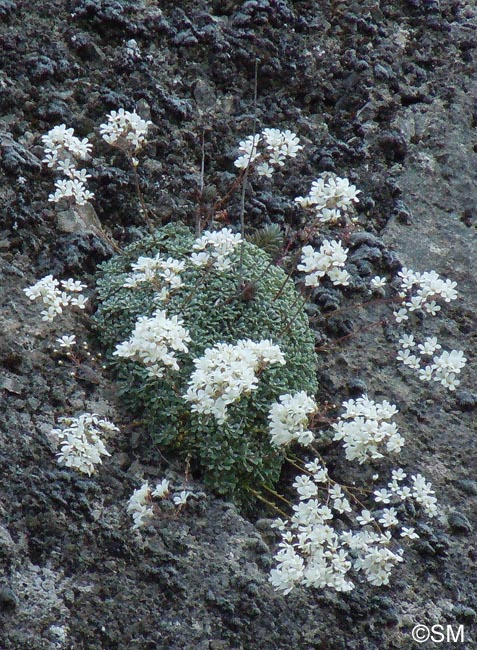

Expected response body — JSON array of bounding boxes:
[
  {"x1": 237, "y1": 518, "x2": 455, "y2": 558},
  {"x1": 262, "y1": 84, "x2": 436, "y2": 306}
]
[{"x1": 1, "y1": 1, "x2": 476, "y2": 648}]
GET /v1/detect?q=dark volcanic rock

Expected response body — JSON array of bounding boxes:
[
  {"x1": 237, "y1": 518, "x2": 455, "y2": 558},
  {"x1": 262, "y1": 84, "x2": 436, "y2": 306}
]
[{"x1": 1, "y1": 0, "x2": 477, "y2": 648}]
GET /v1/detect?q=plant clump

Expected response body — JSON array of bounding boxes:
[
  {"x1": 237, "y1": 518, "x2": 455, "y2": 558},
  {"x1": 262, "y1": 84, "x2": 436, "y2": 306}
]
[{"x1": 94, "y1": 222, "x2": 318, "y2": 504}]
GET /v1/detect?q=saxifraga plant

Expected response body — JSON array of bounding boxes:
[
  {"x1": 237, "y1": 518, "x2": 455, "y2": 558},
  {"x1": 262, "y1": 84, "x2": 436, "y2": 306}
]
[{"x1": 94, "y1": 222, "x2": 318, "y2": 505}]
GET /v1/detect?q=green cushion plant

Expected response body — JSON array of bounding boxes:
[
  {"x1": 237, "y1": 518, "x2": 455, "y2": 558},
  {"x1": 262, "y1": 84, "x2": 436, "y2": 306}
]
[{"x1": 94, "y1": 222, "x2": 318, "y2": 505}]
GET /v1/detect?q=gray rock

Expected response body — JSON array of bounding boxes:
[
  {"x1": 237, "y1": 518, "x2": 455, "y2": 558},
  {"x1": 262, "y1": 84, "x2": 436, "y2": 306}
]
[
  {"x1": 0, "y1": 586, "x2": 17, "y2": 609},
  {"x1": 0, "y1": 134, "x2": 42, "y2": 174},
  {"x1": 56, "y1": 204, "x2": 103, "y2": 235},
  {"x1": 448, "y1": 512, "x2": 472, "y2": 534},
  {"x1": 456, "y1": 391, "x2": 477, "y2": 411},
  {"x1": 454, "y1": 480, "x2": 477, "y2": 496},
  {"x1": 0, "y1": 0, "x2": 16, "y2": 17}
]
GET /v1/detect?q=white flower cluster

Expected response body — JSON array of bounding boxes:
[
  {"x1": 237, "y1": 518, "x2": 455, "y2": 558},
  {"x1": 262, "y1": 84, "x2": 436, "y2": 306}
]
[
  {"x1": 48, "y1": 178, "x2": 94, "y2": 206},
  {"x1": 270, "y1": 459, "x2": 437, "y2": 594},
  {"x1": 372, "y1": 470, "x2": 437, "y2": 518},
  {"x1": 114, "y1": 310, "x2": 191, "y2": 379},
  {"x1": 183, "y1": 339, "x2": 286, "y2": 423},
  {"x1": 42, "y1": 124, "x2": 94, "y2": 205},
  {"x1": 123, "y1": 254, "x2": 185, "y2": 301},
  {"x1": 397, "y1": 335, "x2": 466, "y2": 391},
  {"x1": 393, "y1": 267, "x2": 458, "y2": 323},
  {"x1": 127, "y1": 482, "x2": 154, "y2": 529},
  {"x1": 297, "y1": 240, "x2": 350, "y2": 287},
  {"x1": 99, "y1": 108, "x2": 152, "y2": 152},
  {"x1": 392, "y1": 269, "x2": 466, "y2": 390},
  {"x1": 332, "y1": 396, "x2": 405, "y2": 462},
  {"x1": 295, "y1": 173, "x2": 360, "y2": 225},
  {"x1": 24, "y1": 275, "x2": 88, "y2": 322},
  {"x1": 268, "y1": 391, "x2": 318, "y2": 447},
  {"x1": 191, "y1": 228, "x2": 243, "y2": 271},
  {"x1": 50, "y1": 413, "x2": 117, "y2": 476},
  {"x1": 234, "y1": 128, "x2": 302, "y2": 178},
  {"x1": 409, "y1": 473, "x2": 438, "y2": 517},
  {"x1": 127, "y1": 479, "x2": 195, "y2": 529},
  {"x1": 270, "y1": 461, "x2": 403, "y2": 594}
]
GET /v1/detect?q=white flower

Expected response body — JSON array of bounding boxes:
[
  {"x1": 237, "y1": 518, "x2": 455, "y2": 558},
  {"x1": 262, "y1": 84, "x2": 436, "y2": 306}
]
[
  {"x1": 268, "y1": 150, "x2": 286, "y2": 167},
  {"x1": 152, "y1": 479, "x2": 170, "y2": 498},
  {"x1": 270, "y1": 453, "x2": 420, "y2": 595},
  {"x1": 401, "y1": 351, "x2": 420, "y2": 369},
  {"x1": 193, "y1": 228, "x2": 242, "y2": 271},
  {"x1": 51, "y1": 413, "x2": 116, "y2": 475},
  {"x1": 332, "y1": 396, "x2": 403, "y2": 463},
  {"x1": 304, "y1": 460, "x2": 328, "y2": 481},
  {"x1": 70, "y1": 294, "x2": 88, "y2": 309},
  {"x1": 295, "y1": 173, "x2": 360, "y2": 224},
  {"x1": 401, "y1": 527, "x2": 419, "y2": 540},
  {"x1": 235, "y1": 129, "x2": 302, "y2": 173},
  {"x1": 42, "y1": 124, "x2": 92, "y2": 161},
  {"x1": 424, "y1": 301, "x2": 440, "y2": 315},
  {"x1": 433, "y1": 349, "x2": 466, "y2": 373},
  {"x1": 100, "y1": 108, "x2": 152, "y2": 151},
  {"x1": 393, "y1": 308, "x2": 409, "y2": 323},
  {"x1": 298, "y1": 240, "x2": 349, "y2": 288},
  {"x1": 328, "y1": 268, "x2": 350, "y2": 286},
  {"x1": 270, "y1": 545, "x2": 305, "y2": 595},
  {"x1": 370, "y1": 276, "x2": 387, "y2": 289},
  {"x1": 391, "y1": 468, "x2": 406, "y2": 482},
  {"x1": 56, "y1": 158, "x2": 76, "y2": 176},
  {"x1": 61, "y1": 279, "x2": 87, "y2": 292},
  {"x1": 123, "y1": 254, "x2": 185, "y2": 292},
  {"x1": 293, "y1": 475, "x2": 318, "y2": 500},
  {"x1": 396, "y1": 485, "x2": 412, "y2": 500},
  {"x1": 127, "y1": 482, "x2": 151, "y2": 512},
  {"x1": 417, "y1": 336, "x2": 440, "y2": 355},
  {"x1": 184, "y1": 339, "x2": 285, "y2": 423},
  {"x1": 256, "y1": 161, "x2": 274, "y2": 178},
  {"x1": 48, "y1": 178, "x2": 94, "y2": 205},
  {"x1": 190, "y1": 251, "x2": 211, "y2": 267},
  {"x1": 356, "y1": 510, "x2": 374, "y2": 526},
  {"x1": 411, "y1": 474, "x2": 438, "y2": 517},
  {"x1": 418, "y1": 365, "x2": 434, "y2": 382},
  {"x1": 129, "y1": 504, "x2": 152, "y2": 529},
  {"x1": 398, "y1": 334, "x2": 415, "y2": 349},
  {"x1": 333, "y1": 497, "x2": 352, "y2": 514},
  {"x1": 397, "y1": 268, "x2": 458, "y2": 320},
  {"x1": 114, "y1": 309, "x2": 191, "y2": 378},
  {"x1": 173, "y1": 490, "x2": 192, "y2": 506},
  {"x1": 406, "y1": 295, "x2": 424, "y2": 312},
  {"x1": 24, "y1": 275, "x2": 87, "y2": 322},
  {"x1": 56, "y1": 335, "x2": 76, "y2": 349},
  {"x1": 386, "y1": 433, "x2": 405, "y2": 453},
  {"x1": 268, "y1": 391, "x2": 317, "y2": 448},
  {"x1": 42, "y1": 125, "x2": 94, "y2": 206},
  {"x1": 374, "y1": 489, "x2": 392, "y2": 504},
  {"x1": 378, "y1": 507, "x2": 399, "y2": 528},
  {"x1": 356, "y1": 546, "x2": 403, "y2": 586},
  {"x1": 397, "y1": 267, "x2": 417, "y2": 290},
  {"x1": 234, "y1": 134, "x2": 261, "y2": 169},
  {"x1": 127, "y1": 482, "x2": 154, "y2": 529}
]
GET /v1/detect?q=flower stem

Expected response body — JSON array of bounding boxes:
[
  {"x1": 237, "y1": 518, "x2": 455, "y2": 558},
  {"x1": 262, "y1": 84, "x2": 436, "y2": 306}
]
[
  {"x1": 195, "y1": 128, "x2": 206, "y2": 237},
  {"x1": 130, "y1": 156, "x2": 154, "y2": 233},
  {"x1": 261, "y1": 485, "x2": 293, "y2": 507},
  {"x1": 279, "y1": 289, "x2": 310, "y2": 337},
  {"x1": 247, "y1": 488, "x2": 288, "y2": 518}
]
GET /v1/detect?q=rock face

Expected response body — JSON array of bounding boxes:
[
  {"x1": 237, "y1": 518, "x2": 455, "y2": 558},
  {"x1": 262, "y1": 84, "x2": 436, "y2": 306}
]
[{"x1": 1, "y1": 1, "x2": 477, "y2": 648}]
